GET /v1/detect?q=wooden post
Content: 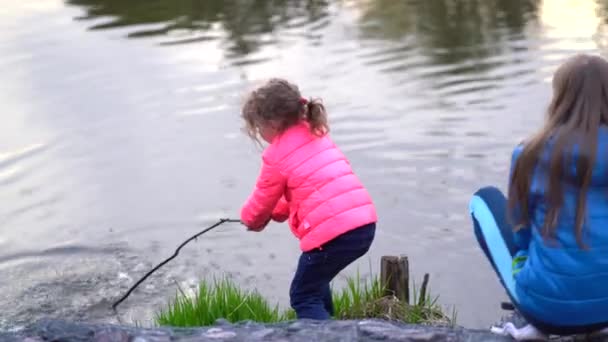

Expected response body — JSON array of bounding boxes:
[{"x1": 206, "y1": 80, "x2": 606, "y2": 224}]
[{"x1": 380, "y1": 255, "x2": 409, "y2": 304}]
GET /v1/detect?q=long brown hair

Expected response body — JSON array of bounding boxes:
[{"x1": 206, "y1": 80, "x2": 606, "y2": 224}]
[
  {"x1": 508, "y1": 54, "x2": 608, "y2": 248},
  {"x1": 241, "y1": 78, "x2": 328, "y2": 142}
]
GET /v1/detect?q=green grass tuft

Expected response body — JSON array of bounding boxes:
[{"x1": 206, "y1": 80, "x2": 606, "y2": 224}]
[
  {"x1": 155, "y1": 273, "x2": 455, "y2": 327},
  {"x1": 155, "y1": 277, "x2": 289, "y2": 327},
  {"x1": 331, "y1": 270, "x2": 385, "y2": 320},
  {"x1": 331, "y1": 271, "x2": 454, "y2": 325}
]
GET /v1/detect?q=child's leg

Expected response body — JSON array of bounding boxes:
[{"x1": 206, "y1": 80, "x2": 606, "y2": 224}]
[
  {"x1": 289, "y1": 223, "x2": 375, "y2": 320},
  {"x1": 289, "y1": 252, "x2": 332, "y2": 320},
  {"x1": 469, "y1": 186, "x2": 519, "y2": 302},
  {"x1": 321, "y1": 283, "x2": 334, "y2": 316}
]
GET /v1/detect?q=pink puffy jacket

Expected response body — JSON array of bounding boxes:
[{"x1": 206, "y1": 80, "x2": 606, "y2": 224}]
[{"x1": 241, "y1": 121, "x2": 377, "y2": 252}]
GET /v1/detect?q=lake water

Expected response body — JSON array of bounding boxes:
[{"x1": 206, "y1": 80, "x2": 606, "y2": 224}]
[{"x1": 1, "y1": 0, "x2": 607, "y2": 330}]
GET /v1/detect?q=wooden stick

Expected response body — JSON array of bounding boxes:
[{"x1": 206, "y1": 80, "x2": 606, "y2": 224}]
[{"x1": 418, "y1": 273, "x2": 430, "y2": 307}]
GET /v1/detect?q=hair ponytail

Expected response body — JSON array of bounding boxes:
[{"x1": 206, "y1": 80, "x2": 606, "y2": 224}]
[
  {"x1": 304, "y1": 98, "x2": 329, "y2": 136},
  {"x1": 242, "y1": 78, "x2": 330, "y2": 141}
]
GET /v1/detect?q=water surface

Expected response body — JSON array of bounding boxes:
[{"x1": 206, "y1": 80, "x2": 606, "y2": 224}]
[{"x1": 1, "y1": 0, "x2": 607, "y2": 329}]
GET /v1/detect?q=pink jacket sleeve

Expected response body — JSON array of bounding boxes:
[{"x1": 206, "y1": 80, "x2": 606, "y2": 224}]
[
  {"x1": 241, "y1": 155, "x2": 286, "y2": 231},
  {"x1": 271, "y1": 196, "x2": 289, "y2": 222}
]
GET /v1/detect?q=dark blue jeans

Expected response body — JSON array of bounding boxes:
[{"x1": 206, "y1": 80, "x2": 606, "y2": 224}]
[{"x1": 289, "y1": 223, "x2": 376, "y2": 320}]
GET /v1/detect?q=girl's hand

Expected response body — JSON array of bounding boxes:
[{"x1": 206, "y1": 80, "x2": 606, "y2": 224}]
[{"x1": 246, "y1": 217, "x2": 271, "y2": 232}]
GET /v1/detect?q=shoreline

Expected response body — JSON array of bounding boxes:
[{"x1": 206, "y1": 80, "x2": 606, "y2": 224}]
[{"x1": 1, "y1": 318, "x2": 507, "y2": 342}]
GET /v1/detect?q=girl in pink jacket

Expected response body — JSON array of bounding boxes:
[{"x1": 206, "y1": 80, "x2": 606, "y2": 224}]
[{"x1": 240, "y1": 78, "x2": 377, "y2": 320}]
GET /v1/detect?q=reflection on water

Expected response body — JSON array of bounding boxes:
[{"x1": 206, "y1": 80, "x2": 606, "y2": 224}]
[
  {"x1": 68, "y1": 0, "x2": 331, "y2": 56},
  {"x1": 359, "y1": 0, "x2": 539, "y2": 63},
  {"x1": 1, "y1": 0, "x2": 607, "y2": 330},
  {"x1": 68, "y1": 0, "x2": 541, "y2": 67}
]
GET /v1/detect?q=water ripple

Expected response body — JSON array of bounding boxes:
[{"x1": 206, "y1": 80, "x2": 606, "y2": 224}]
[
  {"x1": 0, "y1": 143, "x2": 48, "y2": 170},
  {"x1": 2, "y1": 0, "x2": 607, "y2": 330}
]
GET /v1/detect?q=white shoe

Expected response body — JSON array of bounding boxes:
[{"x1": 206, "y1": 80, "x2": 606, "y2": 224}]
[
  {"x1": 592, "y1": 327, "x2": 608, "y2": 337},
  {"x1": 490, "y1": 322, "x2": 548, "y2": 341}
]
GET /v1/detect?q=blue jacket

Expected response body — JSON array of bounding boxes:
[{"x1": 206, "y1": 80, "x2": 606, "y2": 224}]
[{"x1": 511, "y1": 129, "x2": 608, "y2": 326}]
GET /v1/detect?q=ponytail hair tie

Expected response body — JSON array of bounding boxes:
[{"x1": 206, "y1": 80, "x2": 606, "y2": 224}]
[{"x1": 299, "y1": 97, "x2": 308, "y2": 105}]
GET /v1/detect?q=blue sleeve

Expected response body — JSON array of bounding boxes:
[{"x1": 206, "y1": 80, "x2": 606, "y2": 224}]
[{"x1": 508, "y1": 144, "x2": 532, "y2": 251}]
